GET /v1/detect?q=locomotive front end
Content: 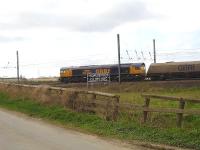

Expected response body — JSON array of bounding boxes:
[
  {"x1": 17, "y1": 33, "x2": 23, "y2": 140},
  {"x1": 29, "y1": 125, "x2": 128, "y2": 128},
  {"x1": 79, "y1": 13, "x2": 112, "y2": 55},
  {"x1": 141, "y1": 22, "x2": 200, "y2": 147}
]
[
  {"x1": 129, "y1": 63, "x2": 146, "y2": 80},
  {"x1": 60, "y1": 67, "x2": 72, "y2": 82}
]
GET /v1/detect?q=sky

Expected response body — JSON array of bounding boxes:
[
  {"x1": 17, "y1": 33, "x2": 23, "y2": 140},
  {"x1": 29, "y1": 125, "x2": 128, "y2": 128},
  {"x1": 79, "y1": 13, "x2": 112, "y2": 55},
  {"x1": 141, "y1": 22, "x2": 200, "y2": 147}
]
[{"x1": 0, "y1": 0, "x2": 200, "y2": 78}]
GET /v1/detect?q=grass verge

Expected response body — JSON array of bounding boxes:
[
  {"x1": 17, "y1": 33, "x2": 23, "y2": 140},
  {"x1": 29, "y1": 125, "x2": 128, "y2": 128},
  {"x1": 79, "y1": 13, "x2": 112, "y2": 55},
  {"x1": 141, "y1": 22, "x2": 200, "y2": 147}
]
[{"x1": 0, "y1": 92, "x2": 200, "y2": 149}]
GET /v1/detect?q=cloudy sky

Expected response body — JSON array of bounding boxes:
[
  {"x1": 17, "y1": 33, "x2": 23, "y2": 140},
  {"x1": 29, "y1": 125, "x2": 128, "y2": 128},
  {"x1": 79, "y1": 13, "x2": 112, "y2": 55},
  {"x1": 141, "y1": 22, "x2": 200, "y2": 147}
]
[{"x1": 0, "y1": 0, "x2": 200, "y2": 78}]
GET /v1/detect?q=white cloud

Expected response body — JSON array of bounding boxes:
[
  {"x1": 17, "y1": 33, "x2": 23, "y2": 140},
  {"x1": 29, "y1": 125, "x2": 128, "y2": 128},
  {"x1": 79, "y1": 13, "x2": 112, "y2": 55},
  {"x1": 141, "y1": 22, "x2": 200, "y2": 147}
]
[
  {"x1": 0, "y1": 0, "x2": 200, "y2": 78},
  {"x1": 0, "y1": 1, "x2": 156, "y2": 32}
]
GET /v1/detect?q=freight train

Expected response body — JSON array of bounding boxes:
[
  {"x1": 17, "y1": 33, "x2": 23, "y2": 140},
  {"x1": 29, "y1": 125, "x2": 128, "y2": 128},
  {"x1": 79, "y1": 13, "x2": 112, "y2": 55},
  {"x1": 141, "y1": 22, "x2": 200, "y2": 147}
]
[{"x1": 60, "y1": 61, "x2": 200, "y2": 83}]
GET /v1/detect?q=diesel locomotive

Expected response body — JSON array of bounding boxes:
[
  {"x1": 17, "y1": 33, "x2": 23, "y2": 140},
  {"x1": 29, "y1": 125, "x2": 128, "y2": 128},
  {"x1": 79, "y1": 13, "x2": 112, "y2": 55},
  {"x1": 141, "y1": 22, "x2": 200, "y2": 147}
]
[{"x1": 60, "y1": 63, "x2": 146, "y2": 83}]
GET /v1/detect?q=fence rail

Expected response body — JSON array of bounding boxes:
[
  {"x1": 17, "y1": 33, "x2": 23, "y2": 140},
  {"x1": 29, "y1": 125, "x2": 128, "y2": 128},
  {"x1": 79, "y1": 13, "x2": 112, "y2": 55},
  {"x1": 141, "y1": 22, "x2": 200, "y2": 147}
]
[{"x1": 142, "y1": 94, "x2": 200, "y2": 103}]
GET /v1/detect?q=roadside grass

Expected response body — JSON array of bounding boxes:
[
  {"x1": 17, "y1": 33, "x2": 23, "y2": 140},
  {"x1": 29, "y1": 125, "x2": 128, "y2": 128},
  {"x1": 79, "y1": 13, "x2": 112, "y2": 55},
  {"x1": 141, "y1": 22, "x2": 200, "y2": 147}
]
[{"x1": 0, "y1": 92, "x2": 200, "y2": 149}]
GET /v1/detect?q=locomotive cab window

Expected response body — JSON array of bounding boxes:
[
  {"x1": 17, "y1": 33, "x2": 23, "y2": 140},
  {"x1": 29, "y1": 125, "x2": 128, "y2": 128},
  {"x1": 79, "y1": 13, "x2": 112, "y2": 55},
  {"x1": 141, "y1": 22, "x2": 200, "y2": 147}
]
[{"x1": 135, "y1": 67, "x2": 140, "y2": 70}]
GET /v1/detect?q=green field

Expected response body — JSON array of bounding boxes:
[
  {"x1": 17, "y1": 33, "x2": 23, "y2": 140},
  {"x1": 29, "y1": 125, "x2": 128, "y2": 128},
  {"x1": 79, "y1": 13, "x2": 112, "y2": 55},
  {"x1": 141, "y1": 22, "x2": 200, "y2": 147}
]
[{"x1": 0, "y1": 81, "x2": 200, "y2": 149}]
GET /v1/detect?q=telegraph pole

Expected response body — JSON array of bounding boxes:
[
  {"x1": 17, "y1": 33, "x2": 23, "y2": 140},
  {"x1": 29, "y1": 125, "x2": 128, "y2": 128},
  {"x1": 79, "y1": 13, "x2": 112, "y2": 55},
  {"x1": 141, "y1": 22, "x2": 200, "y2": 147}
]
[
  {"x1": 16, "y1": 50, "x2": 19, "y2": 83},
  {"x1": 117, "y1": 34, "x2": 121, "y2": 84},
  {"x1": 153, "y1": 39, "x2": 156, "y2": 63}
]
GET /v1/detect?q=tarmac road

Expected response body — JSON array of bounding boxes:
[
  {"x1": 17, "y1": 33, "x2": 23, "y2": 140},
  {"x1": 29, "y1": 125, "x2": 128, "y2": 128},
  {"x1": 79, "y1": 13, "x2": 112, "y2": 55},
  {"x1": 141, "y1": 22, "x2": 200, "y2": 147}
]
[{"x1": 0, "y1": 108, "x2": 149, "y2": 150}]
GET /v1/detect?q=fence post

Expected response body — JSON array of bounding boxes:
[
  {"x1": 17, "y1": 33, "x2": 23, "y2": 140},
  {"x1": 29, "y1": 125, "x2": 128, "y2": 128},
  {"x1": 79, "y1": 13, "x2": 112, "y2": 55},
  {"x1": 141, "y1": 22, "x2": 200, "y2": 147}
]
[
  {"x1": 71, "y1": 92, "x2": 78, "y2": 110},
  {"x1": 105, "y1": 99, "x2": 112, "y2": 121},
  {"x1": 90, "y1": 94, "x2": 96, "y2": 113},
  {"x1": 112, "y1": 96, "x2": 119, "y2": 121},
  {"x1": 177, "y1": 98, "x2": 185, "y2": 128},
  {"x1": 143, "y1": 97, "x2": 150, "y2": 123}
]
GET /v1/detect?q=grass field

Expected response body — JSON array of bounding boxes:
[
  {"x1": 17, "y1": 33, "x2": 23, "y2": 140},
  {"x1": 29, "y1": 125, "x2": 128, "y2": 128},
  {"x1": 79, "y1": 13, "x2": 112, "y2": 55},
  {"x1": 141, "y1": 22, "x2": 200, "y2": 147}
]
[{"x1": 0, "y1": 81, "x2": 200, "y2": 149}]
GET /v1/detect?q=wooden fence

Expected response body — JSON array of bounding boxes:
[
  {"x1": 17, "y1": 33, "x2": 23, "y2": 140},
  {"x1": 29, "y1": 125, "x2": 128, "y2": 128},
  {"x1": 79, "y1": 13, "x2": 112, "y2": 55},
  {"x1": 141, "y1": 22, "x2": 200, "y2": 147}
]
[
  {"x1": 1, "y1": 82, "x2": 200, "y2": 126},
  {"x1": 57, "y1": 89, "x2": 120, "y2": 121},
  {"x1": 65, "y1": 93, "x2": 200, "y2": 126},
  {"x1": 141, "y1": 94, "x2": 200, "y2": 127},
  {"x1": 117, "y1": 94, "x2": 200, "y2": 127},
  {"x1": 0, "y1": 83, "x2": 119, "y2": 121}
]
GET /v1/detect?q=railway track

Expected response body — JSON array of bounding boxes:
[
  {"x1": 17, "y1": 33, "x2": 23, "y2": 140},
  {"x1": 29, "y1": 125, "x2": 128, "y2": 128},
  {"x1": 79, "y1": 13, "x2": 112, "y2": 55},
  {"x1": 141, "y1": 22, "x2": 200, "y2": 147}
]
[{"x1": 13, "y1": 79, "x2": 200, "y2": 92}]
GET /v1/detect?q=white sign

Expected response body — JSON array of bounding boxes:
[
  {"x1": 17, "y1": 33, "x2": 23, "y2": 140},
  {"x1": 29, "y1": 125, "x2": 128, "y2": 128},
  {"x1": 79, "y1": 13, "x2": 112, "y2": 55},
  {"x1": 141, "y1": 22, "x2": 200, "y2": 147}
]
[{"x1": 87, "y1": 73, "x2": 110, "y2": 83}]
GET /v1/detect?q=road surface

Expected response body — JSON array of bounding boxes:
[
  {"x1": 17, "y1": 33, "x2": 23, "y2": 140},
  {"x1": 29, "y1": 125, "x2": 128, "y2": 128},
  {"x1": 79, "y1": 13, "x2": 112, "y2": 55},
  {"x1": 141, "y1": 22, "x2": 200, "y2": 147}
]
[{"x1": 0, "y1": 108, "x2": 149, "y2": 150}]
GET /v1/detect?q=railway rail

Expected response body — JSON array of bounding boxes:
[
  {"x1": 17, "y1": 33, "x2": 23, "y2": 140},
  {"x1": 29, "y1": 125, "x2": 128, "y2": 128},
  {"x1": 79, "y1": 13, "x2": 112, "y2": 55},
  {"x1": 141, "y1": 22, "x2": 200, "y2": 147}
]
[{"x1": 12, "y1": 79, "x2": 200, "y2": 90}]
